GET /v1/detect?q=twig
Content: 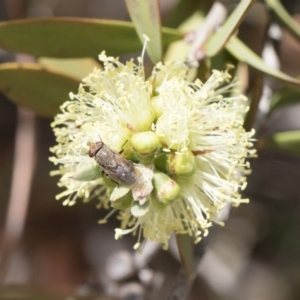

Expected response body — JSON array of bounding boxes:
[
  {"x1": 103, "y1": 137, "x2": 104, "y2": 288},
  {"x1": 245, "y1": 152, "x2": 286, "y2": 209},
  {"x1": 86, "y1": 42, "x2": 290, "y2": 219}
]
[
  {"x1": 186, "y1": 2, "x2": 227, "y2": 64},
  {"x1": 0, "y1": 108, "x2": 36, "y2": 282},
  {"x1": 167, "y1": 268, "x2": 191, "y2": 300}
]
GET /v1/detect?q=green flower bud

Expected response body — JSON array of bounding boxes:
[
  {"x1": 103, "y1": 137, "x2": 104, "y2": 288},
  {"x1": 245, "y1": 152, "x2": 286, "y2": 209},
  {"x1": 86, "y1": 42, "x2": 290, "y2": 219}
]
[
  {"x1": 152, "y1": 172, "x2": 180, "y2": 204},
  {"x1": 151, "y1": 95, "x2": 164, "y2": 119},
  {"x1": 135, "y1": 109, "x2": 155, "y2": 132},
  {"x1": 110, "y1": 186, "x2": 130, "y2": 201},
  {"x1": 122, "y1": 150, "x2": 139, "y2": 163},
  {"x1": 108, "y1": 187, "x2": 132, "y2": 209},
  {"x1": 153, "y1": 152, "x2": 169, "y2": 174},
  {"x1": 154, "y1": 150, "x2": 195, "y2": 177},
  {"x1": 111, "y1": 192, "x2": 133, "y2": 210},
  {"x1": 103, "y1": 174, "x2": 117, "y2": 187},
  {"x1": 131, "y1": 131, "x2": 160, "y2": 157},
  {"x1": 131, "y1": 200, "x2": 150, "y2": 217},
  {"x1": 109, "y1": 127, "x2": 132, "y2": 152},
  {"x1": 169, "y1": 150, "x2": 195, "y2": 177}
]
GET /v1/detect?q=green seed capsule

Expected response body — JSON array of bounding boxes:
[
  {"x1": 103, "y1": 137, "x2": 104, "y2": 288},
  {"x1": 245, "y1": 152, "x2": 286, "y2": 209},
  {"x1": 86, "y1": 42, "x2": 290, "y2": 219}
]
[
  {"x1": 131, "y1": 131, "x2": 160, "y2": 157},
  {"x1": 152, "y1": 172, "x2": 180, "y2": 204}
]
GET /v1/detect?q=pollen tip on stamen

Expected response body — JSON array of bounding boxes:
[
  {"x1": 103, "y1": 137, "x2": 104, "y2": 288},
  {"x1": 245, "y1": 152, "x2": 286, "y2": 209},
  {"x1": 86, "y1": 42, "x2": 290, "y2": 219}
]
[
  {"x1": 50, "y1": 170, "x2": 61, "y2": 177},
  {"x1": 114, "y1": 229, "x2": 123, "y2": 240},
  {"x1": 194, "y1": 237, "x2": 202, "y2": 244},
  {"x1": 241, "y1": 182, "x2": 248, "y2": 190},
  {"x1": 162, "y1": 244, "x2": 169, "y2": 251},
  {"x1": 133, "y1": 242, "x2": 141, "y2": 250},
  {"x1": 62, "y1": 199, "x2": 69, "y2": 206},
  {"x1": 56, "y1": 192, "x2": 67, "y2": 200},
  {"x1": 98, "y1": 219, "x2": 107, "y2": 224},
  {"x1": 142, "y1": 34, "x2": 150, "y2": 42}
]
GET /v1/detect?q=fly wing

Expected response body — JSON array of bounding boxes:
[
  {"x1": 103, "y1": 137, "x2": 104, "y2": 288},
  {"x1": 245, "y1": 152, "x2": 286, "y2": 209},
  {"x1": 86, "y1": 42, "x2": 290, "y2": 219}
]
[{"x1": 104, "y1": 160, "x2": 138, "y2": 187}]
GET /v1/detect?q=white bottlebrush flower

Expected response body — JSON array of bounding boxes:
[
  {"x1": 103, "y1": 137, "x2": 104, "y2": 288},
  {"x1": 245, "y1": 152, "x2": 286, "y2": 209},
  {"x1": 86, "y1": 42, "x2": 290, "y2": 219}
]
[{"x1": 50, "y1": 49, "x2": 256, "y2": 250}]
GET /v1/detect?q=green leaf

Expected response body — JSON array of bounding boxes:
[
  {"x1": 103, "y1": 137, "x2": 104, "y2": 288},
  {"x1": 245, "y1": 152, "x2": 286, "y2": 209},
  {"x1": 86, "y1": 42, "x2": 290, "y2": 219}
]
[
  {"x1": 38, "y1": 57, "x2": 101, "y2": 80},
  {"x1": 164, "y1": 0, "x2": 207, "y2": 28},
  {"x1": 0, "y1": 17, "x2": 181, "y2": 58},
  {"x1": 271, "y1": 86, "x2": 300, "y2": 110},
  {"x1": 0, "y1": 62, "x2": 79, "y2": 117},
  {"x1": 265, "y1": 0, "x2": 300, "y2": 42},
  {"x1": 226, "y1": 36, "x2": 300, "y2": 89},
  {"x1": 125, "y1": 0, "x2": 162, "y2": 64},
  {"x1": 206, "y1": 0, "x2": 255, "y2": 57},
  {"x1": 264, "y1": 131, "x2": 300, "y2": 155},
  {"x1": 72, "y1": 163, "x2": 102, "y2": 181},
  {"x1": 210, "y1": 48, "x2": 237, "y2": 74}
]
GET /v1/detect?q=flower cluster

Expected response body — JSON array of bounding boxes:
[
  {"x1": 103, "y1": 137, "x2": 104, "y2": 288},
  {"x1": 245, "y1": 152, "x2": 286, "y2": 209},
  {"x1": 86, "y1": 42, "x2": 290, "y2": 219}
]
[{"x1": 50, "y1": 50, "x2": 256, "y2": 250}]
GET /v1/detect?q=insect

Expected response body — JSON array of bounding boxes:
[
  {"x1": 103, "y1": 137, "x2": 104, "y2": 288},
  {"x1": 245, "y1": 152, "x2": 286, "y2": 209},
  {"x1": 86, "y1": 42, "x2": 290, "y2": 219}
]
[{"x1": 89, "y1": 140, "x2": 139, "y2": 187}]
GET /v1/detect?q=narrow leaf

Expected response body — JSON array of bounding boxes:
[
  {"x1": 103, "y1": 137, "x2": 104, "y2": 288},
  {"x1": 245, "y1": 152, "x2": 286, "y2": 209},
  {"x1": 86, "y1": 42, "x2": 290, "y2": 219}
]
[
  {"x1": 244, "y1": 73, "x2": 264, "y2": 131},
  {"x1": 265, "y1": 0, "x2": 300, "y2": 42},
  {"x1": 206, "y1": 0, "x2": 255, "y2": 56},
  {"x1": 264, "y1": 131, "x2": 300, "y2": 156},
  {"x1": 0, "y1": 63, "x2": 79, "y2": 117},
  {"x1": 125, "y1": 0, "x2": 162, "y2": 63},
  {"x1": 271, "y1": 87, "x2": 300, "y2": 110},
  {"x1": 226, "y1": 36, "x2": 300, "y2": 89},
  {"x1": 0, "y1": 17, "x2": 181, "y2": 58}
]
